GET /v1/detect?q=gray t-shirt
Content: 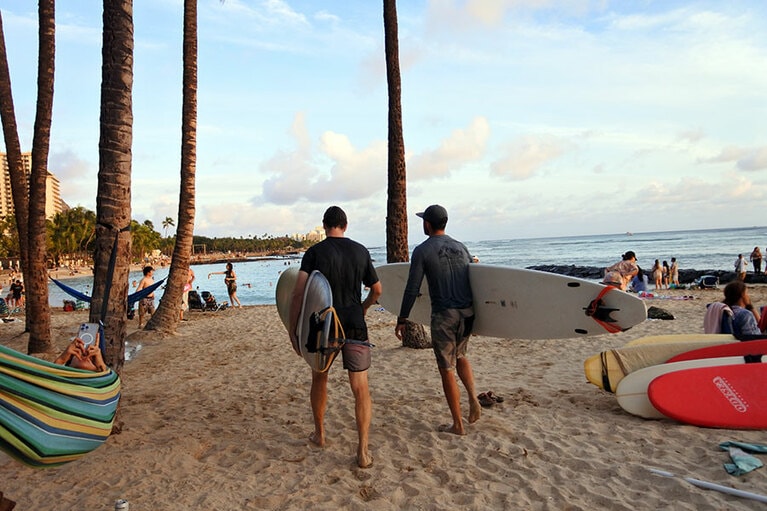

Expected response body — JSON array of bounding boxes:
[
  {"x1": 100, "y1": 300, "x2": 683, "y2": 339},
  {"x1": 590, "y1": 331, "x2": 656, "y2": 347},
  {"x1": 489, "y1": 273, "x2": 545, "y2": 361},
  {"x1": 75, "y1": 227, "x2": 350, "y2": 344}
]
[{"x1": 399, "y1": 234, "x2": 473, "y2": 317}]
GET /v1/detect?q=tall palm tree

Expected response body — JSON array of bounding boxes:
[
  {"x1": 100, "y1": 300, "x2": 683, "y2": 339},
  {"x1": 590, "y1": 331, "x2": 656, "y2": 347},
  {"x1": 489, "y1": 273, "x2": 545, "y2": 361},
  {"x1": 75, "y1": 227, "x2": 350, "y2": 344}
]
[
  {"x1": 0, "y1": 11, "x2": 30, "y2": 323},
  {"x1": 162, "y1": 216, "x2": 175, "y2": 237},
  {"x1": 383, "y1": 0, "x2": 428, "y2": 348},
  {"x1": 90, "y1": 0, "x2": 135, "y2": 373},
  {"x1": 146, "y1": 0, "x2": 197, "y2": 333},
  {"x1": 27, "y1": 0, "x2": 56, "y2": 353}
]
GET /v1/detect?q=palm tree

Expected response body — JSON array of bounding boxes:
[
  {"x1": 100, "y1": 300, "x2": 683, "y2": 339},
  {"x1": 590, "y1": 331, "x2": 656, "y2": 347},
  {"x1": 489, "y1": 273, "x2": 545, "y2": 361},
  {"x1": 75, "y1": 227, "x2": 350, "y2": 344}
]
[
  {"x1": 0, "y1": 11, "x2": 30, "y2": 323},
  {"x1": 90, "y1": 0, "x2": 135, "y2": 373},
  {"x1": 162, "y1": 216, "x2": 175, "y2": 238},
  {"x1": 146, "y1": 0, "x2": 197, "y2": 334},
  {"x1": 26, "y1": 0, "x2": 56, "y2": 353},
  {"x1": 383, "y1": 0, "x2": 428, "y2": 348}
]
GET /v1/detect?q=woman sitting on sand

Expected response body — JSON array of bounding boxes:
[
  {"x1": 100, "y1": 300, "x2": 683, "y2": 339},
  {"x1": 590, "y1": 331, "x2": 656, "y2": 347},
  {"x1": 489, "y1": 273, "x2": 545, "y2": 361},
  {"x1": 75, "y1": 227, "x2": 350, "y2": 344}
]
[{"x1": 722, "y1": 281, "x2": 762, "y2": 338}]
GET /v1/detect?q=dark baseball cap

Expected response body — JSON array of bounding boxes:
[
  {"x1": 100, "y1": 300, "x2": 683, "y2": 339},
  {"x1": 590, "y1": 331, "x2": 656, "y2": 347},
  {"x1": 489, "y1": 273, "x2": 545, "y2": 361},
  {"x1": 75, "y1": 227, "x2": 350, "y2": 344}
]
[{"x1": 416, "y1": 204, "x2": 448, "y2": 225}]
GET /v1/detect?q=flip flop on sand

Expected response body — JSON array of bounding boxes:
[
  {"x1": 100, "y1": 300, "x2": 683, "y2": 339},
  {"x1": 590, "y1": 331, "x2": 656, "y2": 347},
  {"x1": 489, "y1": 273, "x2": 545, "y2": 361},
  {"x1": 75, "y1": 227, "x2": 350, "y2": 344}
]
[
  {"x1": 486, "y1": 391, "x2": 504, "y2": 403},
  {"x1": 478, "y1": 392, "x2": 495, "y2": 407}
]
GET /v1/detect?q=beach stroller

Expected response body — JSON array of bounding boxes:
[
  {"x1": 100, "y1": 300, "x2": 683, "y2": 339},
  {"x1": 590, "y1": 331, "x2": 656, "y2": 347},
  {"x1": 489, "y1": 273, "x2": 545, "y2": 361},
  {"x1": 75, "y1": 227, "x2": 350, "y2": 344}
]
[
  {"x1": 187, "y1": 290, "x2": 206, "y2": 312},
  {"x1": 201, "y1": 291, "x2": 228, "y2": 311}
]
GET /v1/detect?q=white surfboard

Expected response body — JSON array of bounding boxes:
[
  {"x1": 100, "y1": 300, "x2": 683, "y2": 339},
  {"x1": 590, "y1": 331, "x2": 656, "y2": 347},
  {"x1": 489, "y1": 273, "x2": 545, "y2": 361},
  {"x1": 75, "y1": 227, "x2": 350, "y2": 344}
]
[
  {"x1": 275, "y1": 268, "x2": 341, "y2": 372},
  {"x1": 376, "y1": 263, "x2": 647, "y2": 340},
  {"x1": 615, "y1": 356, "x2": 764, "y2": 419}
]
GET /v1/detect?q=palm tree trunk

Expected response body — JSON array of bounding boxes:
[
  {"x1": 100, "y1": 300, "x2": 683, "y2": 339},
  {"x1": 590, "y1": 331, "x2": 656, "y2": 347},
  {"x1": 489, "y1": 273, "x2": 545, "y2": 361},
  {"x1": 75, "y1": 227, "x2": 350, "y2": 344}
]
[
  {"x1": 384, "y1": 0, "x2": 409, "y2": 264},
  {"x1": 383, "y1": 0, "x2": 428, "y2": 348},
  {"x1": 27, "y1": 0, "x2": 55, "y2": 354},
  {"x1": 146, "y1": 0, "x2": 197, "y2": 333},
  {"x1": 0, "y1": 11, "x2": 30, "y2": 323},
  {"x1": 91, "y1": 0, "x2": 134, "y2": 373}
]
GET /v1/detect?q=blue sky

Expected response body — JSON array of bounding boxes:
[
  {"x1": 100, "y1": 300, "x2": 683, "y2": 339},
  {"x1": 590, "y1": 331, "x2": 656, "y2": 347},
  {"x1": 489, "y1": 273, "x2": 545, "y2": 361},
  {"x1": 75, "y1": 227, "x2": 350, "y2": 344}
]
[{"x1": 1, "y1": 0, "x2": 767, "y2": 247}]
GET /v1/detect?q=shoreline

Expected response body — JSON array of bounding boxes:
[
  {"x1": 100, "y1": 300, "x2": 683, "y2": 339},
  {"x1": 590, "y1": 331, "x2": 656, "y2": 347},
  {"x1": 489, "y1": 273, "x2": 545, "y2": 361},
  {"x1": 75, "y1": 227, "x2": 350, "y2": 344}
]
[{"x1": 1, "y1": 287, "x2": 766, "y2": 509}]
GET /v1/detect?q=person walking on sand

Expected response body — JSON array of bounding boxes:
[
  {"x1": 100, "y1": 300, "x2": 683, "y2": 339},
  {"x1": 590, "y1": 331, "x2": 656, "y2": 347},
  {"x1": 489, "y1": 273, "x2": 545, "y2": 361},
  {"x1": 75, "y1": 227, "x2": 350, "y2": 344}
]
[
  {"x1": 208, "y1": 262, "x2": 241, "y2": 308},
  {"x1": 750, "y1": 247, "x2": 762, "y2": 275},
  {"x1": 395, "y1": 204, "x2": 481, "y2": 436},
  {"x1": 136, "y1": 266, "x2": 156, "y2": 328},
  {"x1": 288, "y1": 206, "x2": 381, "y2": 469},
  {"x1": 735, "y1": 254, "x2": 748, "y2": 281}
]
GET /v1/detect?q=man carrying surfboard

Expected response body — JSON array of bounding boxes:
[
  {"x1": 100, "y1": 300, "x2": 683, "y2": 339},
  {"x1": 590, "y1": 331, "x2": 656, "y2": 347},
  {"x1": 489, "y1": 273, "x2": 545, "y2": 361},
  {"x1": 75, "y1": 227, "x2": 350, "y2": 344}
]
[
  {"x1": 395, "y1": 204, "x2": 482, "y2": 436},
  {"x1": 288, "y1": 206, "x2": 381, "y2": 469}
]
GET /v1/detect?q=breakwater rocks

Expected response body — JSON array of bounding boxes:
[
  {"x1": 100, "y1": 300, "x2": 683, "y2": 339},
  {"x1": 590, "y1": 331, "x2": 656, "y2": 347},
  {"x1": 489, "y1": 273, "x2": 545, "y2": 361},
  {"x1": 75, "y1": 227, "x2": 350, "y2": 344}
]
[{"x1": 526, "y1": 265, "x2": 767, "y2": 285}]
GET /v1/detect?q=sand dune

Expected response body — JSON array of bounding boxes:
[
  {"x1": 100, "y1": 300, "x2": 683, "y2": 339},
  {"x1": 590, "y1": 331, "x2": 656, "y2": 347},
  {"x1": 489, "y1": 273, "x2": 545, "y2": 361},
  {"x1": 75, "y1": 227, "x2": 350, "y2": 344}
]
[{"x1": 1, "y1": 286, "x2": 766, "y2": 510}]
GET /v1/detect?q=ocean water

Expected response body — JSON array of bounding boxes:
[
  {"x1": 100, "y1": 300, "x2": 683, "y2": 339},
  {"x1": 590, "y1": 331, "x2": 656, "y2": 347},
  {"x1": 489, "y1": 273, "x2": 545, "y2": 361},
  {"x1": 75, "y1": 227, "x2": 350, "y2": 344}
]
[{"x1": 47, "y1": 226, "x2": 767, "y2": 307}]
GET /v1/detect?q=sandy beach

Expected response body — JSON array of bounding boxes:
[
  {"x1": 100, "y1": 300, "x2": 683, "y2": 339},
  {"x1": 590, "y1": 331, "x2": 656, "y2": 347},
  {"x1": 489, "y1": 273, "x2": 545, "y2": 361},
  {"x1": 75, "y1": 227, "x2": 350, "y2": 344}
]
[{"x1": 1, "y1": 285, "x2": 766, "y2": 510}]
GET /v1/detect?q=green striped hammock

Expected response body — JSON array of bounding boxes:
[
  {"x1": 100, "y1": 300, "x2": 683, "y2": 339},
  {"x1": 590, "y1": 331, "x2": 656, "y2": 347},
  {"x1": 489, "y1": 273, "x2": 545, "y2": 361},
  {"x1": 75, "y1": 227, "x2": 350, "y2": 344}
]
[{"x1": 0, "y1": 343, "x2": 121, "y2": 467}]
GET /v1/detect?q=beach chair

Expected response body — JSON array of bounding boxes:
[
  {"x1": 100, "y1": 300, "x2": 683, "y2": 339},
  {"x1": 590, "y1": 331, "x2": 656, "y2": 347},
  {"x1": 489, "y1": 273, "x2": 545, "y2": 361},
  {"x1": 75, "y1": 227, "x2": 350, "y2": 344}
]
[
  {"x1": 696, "y1": 275, "x2": 719, "y2": 289},
  {"x1": 0, "y1": 298, "x2": 20, "y2": 321}
]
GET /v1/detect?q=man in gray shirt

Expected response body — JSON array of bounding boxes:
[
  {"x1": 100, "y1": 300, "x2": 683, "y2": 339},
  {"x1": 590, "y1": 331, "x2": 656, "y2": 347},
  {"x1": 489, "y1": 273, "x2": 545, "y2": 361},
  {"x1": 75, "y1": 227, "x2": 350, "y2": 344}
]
[{"x1": 395, "y1": 205, "x2": 481, "y2": 435}]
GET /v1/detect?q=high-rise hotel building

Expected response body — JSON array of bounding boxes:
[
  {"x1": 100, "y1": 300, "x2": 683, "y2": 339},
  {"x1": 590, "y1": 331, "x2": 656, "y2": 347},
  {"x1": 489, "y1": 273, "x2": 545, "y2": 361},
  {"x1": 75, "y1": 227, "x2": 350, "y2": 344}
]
[{"x1": 0, "y1": 152, "x2": 66, "y2": 219}]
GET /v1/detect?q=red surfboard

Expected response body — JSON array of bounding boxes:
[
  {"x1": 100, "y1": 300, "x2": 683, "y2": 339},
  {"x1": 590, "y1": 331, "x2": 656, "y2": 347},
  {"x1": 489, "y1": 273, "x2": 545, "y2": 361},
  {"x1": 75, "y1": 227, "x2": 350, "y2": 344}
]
[
  {"x1": 648, "y1": 362, "x2": 767, "y2": 429},
  {"x1": 666, "y1": 339, "x2": 767, "y2": 363}
]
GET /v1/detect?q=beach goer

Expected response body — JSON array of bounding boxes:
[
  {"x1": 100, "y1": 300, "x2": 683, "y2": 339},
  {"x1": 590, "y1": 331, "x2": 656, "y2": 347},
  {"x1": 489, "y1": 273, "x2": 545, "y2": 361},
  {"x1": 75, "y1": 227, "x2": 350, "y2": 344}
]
[
  {"x1": 630, "y1": 266, "x2": 649, "y2": 293},
  {"x1": 662, "y1": 261, "x2": 670, "y2": 289},
  {"x1": 288, "y1": 206, "x2": 381, "y2": 469},
  {"x1": 9, "y1": 280, "x2": 23, "y2": 308},
  {"x1": 722, "y1": 281, "x2": 761, "y2": 338},
  {"x1": 750, "y1": 247, "x2": 762, "y2": 274},
  {"x1": 395, "y1": 204, "x2": 481, "y2": 436},
  {"x1": 734, "y1": 254, "x2": 748, "y2": 281},
  {"x1": 651, "y1": 260, "x2": 662, "y2": 290},
  {"x1": 670, "y1": 257, "x2": 680, "y2": 288},
  {"x1": 180, "y1": 267, "x2": 195, "y2": 320},
  {"x1": 54, "y1": 337, "x2": 107, "y2": 372},
  {"x1": 208, "y1": 262, "x2": 241, "y2": 308},
  {"x1": 602, "y1": 252, "x2": 639, "y2": 290},
  {"x1": 136, "y1": 266, "x2": 156, "y2": 328}
]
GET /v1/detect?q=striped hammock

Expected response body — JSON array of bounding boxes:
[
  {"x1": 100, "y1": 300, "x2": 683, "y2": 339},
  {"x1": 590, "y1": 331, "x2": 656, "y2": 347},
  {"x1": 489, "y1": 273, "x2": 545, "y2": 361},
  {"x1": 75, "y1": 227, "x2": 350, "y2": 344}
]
[{"x1": 0, "y1": 343, "x2": 121, "y2": 467}]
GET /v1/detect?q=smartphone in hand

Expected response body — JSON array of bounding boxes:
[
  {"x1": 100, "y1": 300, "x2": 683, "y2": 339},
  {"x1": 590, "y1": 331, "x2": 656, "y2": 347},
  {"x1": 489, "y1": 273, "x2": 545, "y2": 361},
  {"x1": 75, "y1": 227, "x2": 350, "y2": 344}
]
[{"x1": 77, "y1": 323, "x2": 100, "y2": 350}]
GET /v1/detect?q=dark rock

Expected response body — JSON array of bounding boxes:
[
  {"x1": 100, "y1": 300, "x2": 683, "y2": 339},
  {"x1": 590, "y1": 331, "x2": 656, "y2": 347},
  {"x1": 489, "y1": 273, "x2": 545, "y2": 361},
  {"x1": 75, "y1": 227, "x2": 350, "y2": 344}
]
[
  {"x1": 526, "y1": 265, "x2": 767, "y2": 286},
  {"x1": 647, "y1": 306, "x2": 674, "y2": 320}
]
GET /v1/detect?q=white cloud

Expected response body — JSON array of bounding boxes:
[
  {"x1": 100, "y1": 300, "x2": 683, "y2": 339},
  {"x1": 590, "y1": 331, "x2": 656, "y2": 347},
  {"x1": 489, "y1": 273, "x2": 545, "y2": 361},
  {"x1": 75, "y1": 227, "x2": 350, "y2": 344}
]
[
  {"x1": 408, "y1": 117, "x2": 490, "y2": 180},
  {"x1": 260, "y1": 113, "x2": 387, "y2": 205},
  {"x1": 491, "y1": 134, "x2": 569, "y2": 180}
]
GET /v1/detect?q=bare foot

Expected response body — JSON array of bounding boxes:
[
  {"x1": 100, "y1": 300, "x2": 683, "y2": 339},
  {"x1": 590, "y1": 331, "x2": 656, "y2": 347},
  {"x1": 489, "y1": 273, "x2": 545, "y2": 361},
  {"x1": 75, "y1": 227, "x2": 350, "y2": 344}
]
[
  {"x1": 309, "y1": 431, "x2": 325, "y2": 447},
  {"x1": 469, "y1": 397, "x2": 481, "y2": 424},
  {"x1": 438, "y1": 423, "x2": 466, "y2": 436},
  {"x1": 357, "y1": 449, "x2": 373, "y2": 469}
]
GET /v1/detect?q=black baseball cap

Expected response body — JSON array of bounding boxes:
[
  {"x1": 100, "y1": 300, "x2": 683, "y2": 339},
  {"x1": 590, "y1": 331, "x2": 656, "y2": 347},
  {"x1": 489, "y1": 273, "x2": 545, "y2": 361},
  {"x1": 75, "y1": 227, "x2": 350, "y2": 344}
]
[{"x1": 416, "y1": 204, "x2": 448, "y2": 225}]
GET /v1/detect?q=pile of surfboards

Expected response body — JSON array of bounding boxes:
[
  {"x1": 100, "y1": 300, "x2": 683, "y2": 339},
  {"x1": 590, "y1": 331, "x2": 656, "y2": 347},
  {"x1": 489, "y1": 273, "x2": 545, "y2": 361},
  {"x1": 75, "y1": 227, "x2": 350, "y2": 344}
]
[{"x1": 584, "y1": 334, "x2": 767, "y2": 429}]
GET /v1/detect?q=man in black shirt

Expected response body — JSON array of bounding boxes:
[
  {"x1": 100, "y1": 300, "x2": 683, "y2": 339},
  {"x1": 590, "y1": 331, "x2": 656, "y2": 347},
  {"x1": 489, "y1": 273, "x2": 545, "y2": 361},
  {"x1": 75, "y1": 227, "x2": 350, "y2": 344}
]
[{"x1": 289, "y1": 206, "x2": 381, "y2": 468}]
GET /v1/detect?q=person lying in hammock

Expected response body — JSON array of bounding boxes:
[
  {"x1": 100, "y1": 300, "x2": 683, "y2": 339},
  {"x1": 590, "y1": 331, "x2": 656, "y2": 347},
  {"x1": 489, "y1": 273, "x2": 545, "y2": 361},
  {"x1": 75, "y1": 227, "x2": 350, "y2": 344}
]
[{"x1": 53, "y1": 338, "x2": 107, "y2": 372}]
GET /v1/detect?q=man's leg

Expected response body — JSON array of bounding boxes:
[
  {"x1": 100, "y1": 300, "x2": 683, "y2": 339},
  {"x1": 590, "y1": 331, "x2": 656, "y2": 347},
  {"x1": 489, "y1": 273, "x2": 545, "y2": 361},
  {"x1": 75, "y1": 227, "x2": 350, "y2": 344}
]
[
  {"x1": 456, "y1": 357, "x2": 481, "y2": 424},
  {"x1": 310, "y1": 370, "x2": 328, "y2": 446},
  {"x1": 348, "y1": 370, "x2": 373, "y2": 468},
  {"x1": 438, "y1": 367, "x2": 465, "y2": 435}
]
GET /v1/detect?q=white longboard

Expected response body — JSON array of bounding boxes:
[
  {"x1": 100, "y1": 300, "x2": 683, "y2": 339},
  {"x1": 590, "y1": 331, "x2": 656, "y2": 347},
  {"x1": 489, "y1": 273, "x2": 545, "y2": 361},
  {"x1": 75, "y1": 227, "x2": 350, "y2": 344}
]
[
  {"x1": 615, "y1": 356, "x2": 763, "y2": 419},
  {"x1": 376, "y1": 263, "x2": 647, "y2": 340}
]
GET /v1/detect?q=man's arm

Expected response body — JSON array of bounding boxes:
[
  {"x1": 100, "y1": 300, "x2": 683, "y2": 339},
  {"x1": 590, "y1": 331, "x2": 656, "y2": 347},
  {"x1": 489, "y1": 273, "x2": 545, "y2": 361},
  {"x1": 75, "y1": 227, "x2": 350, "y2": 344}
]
[
  {"x1": 288, "y1": 270, "x2": 309, "y2": 356},
  {"x1": 362, "y1": 281, "x2": 382, "y2": 316}
]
